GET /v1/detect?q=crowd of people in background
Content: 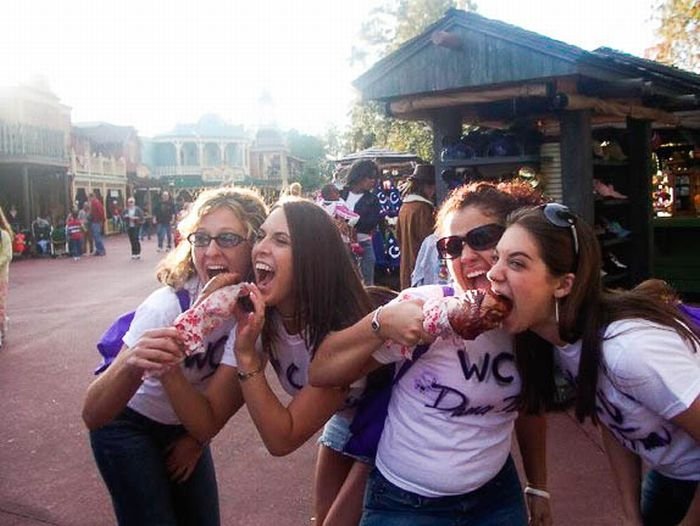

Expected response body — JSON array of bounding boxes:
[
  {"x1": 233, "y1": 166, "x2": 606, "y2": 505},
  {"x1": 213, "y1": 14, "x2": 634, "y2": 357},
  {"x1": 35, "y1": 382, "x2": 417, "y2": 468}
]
[{"x1": 3, "y1": 156, "x2": 698, "y2": 525}]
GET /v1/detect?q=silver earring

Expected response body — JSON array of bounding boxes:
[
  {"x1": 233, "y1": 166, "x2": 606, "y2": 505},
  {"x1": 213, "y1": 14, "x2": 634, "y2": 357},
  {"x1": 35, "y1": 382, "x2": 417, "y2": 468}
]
[{"x1": 554, "y1": 298, "x2": 560, "y2": 324}]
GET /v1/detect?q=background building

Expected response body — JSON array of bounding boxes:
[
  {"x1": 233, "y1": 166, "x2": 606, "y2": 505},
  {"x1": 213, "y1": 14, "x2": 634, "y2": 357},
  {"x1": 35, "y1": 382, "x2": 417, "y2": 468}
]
[{"x1": 0, "y1": 78, "x2": 71, "y2": 229}]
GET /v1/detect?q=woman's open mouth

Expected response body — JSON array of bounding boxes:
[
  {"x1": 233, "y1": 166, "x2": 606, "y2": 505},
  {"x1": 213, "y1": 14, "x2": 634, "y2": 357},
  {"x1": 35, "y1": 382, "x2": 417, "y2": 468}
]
[
  {"x1": 206, "y1": 266, "x2": 229, "y2": 280},
  {"x1": 466, "y1": 269, "x2": 490, "y2": 290},
  {"x1": 254, "y1": 262, "x2": 275, "y2": 287}
]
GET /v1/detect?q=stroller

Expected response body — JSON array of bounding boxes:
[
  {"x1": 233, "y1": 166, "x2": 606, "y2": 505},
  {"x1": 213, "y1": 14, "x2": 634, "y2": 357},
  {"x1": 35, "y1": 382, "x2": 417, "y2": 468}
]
[
  {"x1": 31, "y1": 218, "x2": 52, "y2": 257},
  {"x1": 51, "y1": 223, "x2": 68, "y2": 257}
]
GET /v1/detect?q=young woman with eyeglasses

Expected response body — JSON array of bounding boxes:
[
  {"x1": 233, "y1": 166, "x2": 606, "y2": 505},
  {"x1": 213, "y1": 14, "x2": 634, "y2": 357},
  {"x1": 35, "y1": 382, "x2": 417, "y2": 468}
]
[
  {"x1": 83, "y1": 186, "x2": 268, "y2": 526},
  {"x1": 309, "y1": 181, "x2": 554, "y2": 526},
  {"x1": 488, "y1": 204, "x2": 700, "y2": 526}
]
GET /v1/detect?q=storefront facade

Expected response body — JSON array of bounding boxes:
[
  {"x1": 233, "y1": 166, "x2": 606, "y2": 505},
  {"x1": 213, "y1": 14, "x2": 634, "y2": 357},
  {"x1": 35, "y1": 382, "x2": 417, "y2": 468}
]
[
  {"x1": 0, "y1": 81, "x2": 71, "y2": 230},
  {"x1": 353, "y1": 9, "x2": 700, "y2": 292}
]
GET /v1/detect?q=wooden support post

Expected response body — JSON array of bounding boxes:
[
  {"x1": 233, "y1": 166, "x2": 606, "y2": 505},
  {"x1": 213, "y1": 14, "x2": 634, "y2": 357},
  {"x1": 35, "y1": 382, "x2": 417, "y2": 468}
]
[
  {"x1": 559, "y1": 110, "x2": 594, "y2": 224},
  {"x1": 430, "y1": 108, "x2": 462, "y2": 204},
  {"x1": 627, "y1": 117, "x2": 652, "y2": 283}
]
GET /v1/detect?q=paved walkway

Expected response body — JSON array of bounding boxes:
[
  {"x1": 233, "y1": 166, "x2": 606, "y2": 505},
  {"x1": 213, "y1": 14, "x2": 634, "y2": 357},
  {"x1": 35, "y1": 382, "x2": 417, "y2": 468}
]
[{"x1": 0, "y1": 235, "x2": 623, "y2": 525}]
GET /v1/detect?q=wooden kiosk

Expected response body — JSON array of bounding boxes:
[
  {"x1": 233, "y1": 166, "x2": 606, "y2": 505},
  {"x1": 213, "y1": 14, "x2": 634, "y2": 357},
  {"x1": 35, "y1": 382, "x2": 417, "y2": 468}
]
[{"x1": 353, "y1": 9, "x2": 700, "y2": 290}]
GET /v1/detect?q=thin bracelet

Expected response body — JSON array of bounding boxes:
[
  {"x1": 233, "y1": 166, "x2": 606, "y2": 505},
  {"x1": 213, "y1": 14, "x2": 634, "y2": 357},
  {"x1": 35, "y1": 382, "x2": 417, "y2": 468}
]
[
  {"x1": 237, "y1": 363, "x2": 265, "y2": 381},
  {"x1": 524, "y1": 486, "x2": 551, "y2": 500}
]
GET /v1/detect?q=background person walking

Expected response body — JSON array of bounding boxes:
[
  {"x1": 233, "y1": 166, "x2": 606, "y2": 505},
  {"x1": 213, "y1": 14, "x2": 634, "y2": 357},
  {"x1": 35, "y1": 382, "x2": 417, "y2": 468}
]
[
  {"x1": 341, "y1": 160, "x2": 381, "y2": 286},
  {"x1": 89, "y1": 192, "x2": 107, "y2": 256},
  {"x1": 155, "y1": 191, "x2": 176, "y2": 252},
  {"x1": 123, "y1": 197, "x2": 144, "y2": 260}
]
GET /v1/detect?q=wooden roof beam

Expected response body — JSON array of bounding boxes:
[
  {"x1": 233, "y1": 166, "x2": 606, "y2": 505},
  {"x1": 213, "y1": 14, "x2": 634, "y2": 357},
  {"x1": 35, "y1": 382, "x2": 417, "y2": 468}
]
[
  {"x1": 552, "y1": 92, "x2": 681, "y2": 126},
  {"x1": 388, "y1": 83, "x2": 553, "y2": 116}
]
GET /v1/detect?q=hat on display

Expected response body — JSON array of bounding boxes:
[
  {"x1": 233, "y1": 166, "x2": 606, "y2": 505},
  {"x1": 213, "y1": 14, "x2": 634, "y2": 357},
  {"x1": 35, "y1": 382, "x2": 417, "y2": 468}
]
[{"x1": 409, "y1": 164, "x2": 436, "y2": 184}]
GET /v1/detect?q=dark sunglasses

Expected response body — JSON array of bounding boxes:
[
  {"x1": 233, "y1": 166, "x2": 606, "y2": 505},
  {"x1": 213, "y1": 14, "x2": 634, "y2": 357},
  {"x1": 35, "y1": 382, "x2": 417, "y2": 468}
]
[
  {"x1": 436, "y1": 223, "x2": 505, "y2": 259},
  {"x1": 540, "y1": 203, "x2": 579, "y2": 256},
  {"x1": 187, "y1": 232, "x2": 246, "y2": 249}
]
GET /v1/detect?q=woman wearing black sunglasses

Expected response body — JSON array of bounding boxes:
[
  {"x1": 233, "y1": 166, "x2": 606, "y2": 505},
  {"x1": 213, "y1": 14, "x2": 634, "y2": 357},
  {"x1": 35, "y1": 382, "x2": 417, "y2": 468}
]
[
  {"x1": 83, "y1": 187, "x2": 268, "y2": 526},
  {"x1": 488, "y1": 204, "x2": 700, "y2": 526},
  {"x1": 309, "y1": 181, "x2": 553, "y2": 526}
]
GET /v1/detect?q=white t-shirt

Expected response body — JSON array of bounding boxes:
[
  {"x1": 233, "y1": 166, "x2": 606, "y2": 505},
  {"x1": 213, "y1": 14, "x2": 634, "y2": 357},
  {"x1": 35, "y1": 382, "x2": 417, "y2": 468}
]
[
  {"x1": 124, "y1": 278, "x2": 236, "y2": 425},
  {"x1": 225, "y1": 313, "x2": 365, "y2": 417},
  {"x1": 555, "y1": 318, "x2": 700, "y2": 480},
  {"x1": 372, "y1": 285, "x2": 521, "y2": 497}
]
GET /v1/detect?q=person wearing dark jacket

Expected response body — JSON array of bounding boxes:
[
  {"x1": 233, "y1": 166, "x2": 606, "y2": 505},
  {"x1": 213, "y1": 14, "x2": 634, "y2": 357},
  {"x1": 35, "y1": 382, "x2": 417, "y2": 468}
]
[
  {"x1": 155, "y1": 191, "x2": 176, "y2": 252},
  {"x1": 341, "y1": 160, "x2": 381, "y2": 285}
]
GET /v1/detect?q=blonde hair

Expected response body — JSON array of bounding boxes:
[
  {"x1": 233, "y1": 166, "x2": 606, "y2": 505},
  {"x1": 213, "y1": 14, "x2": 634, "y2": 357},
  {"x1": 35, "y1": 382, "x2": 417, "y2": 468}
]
[
  {"x1": 156, "y1": 186, "x2": 268, "y2": 288},
  {"x1": 288, "y1": 182, "x2": 302, "y2": 197}
]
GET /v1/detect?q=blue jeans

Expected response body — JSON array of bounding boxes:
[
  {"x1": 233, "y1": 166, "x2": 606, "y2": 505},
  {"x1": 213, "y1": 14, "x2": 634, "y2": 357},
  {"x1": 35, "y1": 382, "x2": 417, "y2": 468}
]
[
  {"x1": 157, "y1": 223, "x2": 172, "y2": 249},
  {"x1": 69, "y1": 239, "x2": 82, "y2": 258},
  {"x1": 641, "y1": 469, "x2": 697, "y2": 526},
  {"x1": 360, "y1": 456, "x2": 527, "y2": 526},
  {"x1": 90, "y1": 407, "x2": 220, "y2": 526},
  {"x1": 91, "y1": 222, "x2": 106, "y2": 255},
  {"x1": 358, "y1": 238, "x2": 376, "y2": 286}
]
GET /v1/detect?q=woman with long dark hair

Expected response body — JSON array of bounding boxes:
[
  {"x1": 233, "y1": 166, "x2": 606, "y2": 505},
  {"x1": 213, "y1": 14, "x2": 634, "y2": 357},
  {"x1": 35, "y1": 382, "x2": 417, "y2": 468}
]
[{"x1": 488, "y1": 204, "x2": 700, "y2": 525}]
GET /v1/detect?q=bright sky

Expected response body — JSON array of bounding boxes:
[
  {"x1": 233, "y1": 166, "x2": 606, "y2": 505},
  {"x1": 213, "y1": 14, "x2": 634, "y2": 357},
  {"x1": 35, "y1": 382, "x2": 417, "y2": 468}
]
[{"x1": 0, "y1": 0, "x2": 657, "y2": 138}]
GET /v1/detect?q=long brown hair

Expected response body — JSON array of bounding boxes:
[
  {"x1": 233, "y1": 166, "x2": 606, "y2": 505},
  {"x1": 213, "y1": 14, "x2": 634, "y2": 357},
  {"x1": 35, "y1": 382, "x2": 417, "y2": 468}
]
[
  {"x1": 508, "y1": 205, "x2": 700, "y2": 422},
  {"x1": 262, "y1": 198, "x2": 373, "y2": 359}
]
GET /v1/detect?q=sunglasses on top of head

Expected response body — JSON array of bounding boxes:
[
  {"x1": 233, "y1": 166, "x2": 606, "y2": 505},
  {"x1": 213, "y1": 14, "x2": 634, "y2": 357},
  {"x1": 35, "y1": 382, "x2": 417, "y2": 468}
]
[
  {"x1": 540, "y1": 203, "x2": 579, "y2": 257},
  {"x1": 436, "y1": 223, "x2": 505, "y2": 259}
]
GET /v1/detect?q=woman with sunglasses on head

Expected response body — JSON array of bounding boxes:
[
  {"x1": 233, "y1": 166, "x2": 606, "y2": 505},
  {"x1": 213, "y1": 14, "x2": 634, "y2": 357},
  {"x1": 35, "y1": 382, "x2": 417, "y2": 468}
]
[
  {"x1": 488, "y1": 204, "x2": 700, "y2": 526},
  {"x1": 309, "y1": 181, "x2": 554, "y2": 526},
  {"x1": 82, "y1": 187, "x2": 268, "y2": 526}
]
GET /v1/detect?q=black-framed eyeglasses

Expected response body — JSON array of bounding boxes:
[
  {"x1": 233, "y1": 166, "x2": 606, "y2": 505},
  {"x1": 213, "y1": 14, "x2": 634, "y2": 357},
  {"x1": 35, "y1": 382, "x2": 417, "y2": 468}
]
[
  {"x1": 436, "y1": 223, "x2": 505, "y2": 259},
  {"x1": 187, "y1": 232, "x2": 246, "y2": 249},
  {"x1": 541, "y1": 203, "x2": 579, "y2": 256}
]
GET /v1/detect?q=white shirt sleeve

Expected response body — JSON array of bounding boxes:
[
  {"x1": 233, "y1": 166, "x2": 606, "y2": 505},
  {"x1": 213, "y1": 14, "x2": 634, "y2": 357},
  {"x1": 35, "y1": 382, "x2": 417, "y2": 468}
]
[
  {"x1": 123, "y1": 287, "x2": 182, "y2": 348},
  {"x1": 604, "y1": 319, "x2": 700, "y2": 419}
]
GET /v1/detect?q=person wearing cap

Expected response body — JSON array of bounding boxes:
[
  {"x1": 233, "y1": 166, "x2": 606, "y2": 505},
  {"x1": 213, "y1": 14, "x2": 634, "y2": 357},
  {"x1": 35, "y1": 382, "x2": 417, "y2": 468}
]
[
  {"x1": 341, "y1": 160, "x2": 382, "y2": 286},
  {"x1": 397, "y1": 164, "x2": 436, "y2": 290}
]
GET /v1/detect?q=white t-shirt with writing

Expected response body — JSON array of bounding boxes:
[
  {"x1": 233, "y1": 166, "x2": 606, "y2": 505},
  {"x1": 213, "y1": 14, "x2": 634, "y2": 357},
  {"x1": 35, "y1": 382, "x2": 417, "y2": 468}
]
[
  {"x1": 124, "y1": 278, "x2": 236, "y2": 425},
  {"x1": 555, "y1": 318, "x2": 700, "y2": 480},
  {"x1": 372, "y1": 285, "x2": 521, "y2": 497},
  {"x1": 224, "y1": 313, "x2": 365, "y2": 417}
]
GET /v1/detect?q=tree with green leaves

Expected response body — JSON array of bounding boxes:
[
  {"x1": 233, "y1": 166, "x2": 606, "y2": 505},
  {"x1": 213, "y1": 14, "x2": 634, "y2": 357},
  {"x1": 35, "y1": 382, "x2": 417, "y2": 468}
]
[
  {"x1": 286, "y1": 129, "x2": 329, "y2": 192},
  {"x1": 346, "y1": 0, "x2": 477, "y2": 160},
  {"x1": 648, "y1": 0, "x2": 699, "y2": 72}
]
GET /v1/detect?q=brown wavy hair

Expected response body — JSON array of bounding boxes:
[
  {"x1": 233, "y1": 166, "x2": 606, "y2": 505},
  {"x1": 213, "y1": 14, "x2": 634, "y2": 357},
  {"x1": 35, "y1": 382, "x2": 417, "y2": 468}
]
[{"x1": 435, "y1": 180, "x2": 545, "y2": 236}]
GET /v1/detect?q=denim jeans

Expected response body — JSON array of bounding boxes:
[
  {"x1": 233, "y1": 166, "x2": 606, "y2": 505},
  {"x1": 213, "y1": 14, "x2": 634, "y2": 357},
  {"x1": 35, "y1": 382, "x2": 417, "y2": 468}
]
[
  {"x1": 358, "y1": 238, "x2": 376, "y2": 286},
  {"x1": 91, "y1": 222, "x2": 106, "y2": 255},
  {"x1": 157, "y1": 223, "x2": 172, "y2": 249},
  {"x1": 68, "y1": 238, "x2": 82, "y2": 258},
  {"x1": 641, "y1": 469, "x2": 698, "y2": 526},
  {"x1": 127, "y1": 226, "x2": 141, "y2": 256},
  {"x1": 360, "y1": 456, "x2": 527, "y2": 526},
  {"x1": 90, "y1": 407, "x2": 220, "y2": 526}
]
